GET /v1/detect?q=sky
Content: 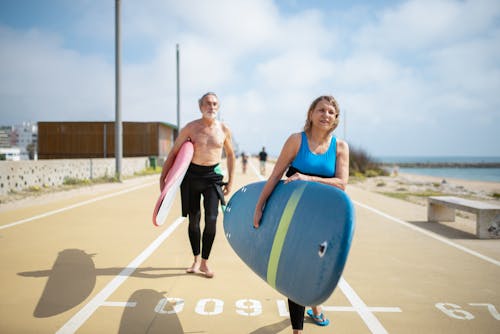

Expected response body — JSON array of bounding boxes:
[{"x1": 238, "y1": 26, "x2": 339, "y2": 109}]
[{"x1": 1, "y1": 0, "x2": 499, "y2": 158}]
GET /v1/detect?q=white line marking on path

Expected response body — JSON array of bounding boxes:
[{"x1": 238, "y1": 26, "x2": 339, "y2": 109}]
[
  {"x1": 322, "y1": 306, "x2": 402, "y2": 313},
  {"x1": 248, "y1": 159, "x2": 263, "y2": 178},
  {"x1": 249, "y1": 161, "x2": 390, "y2": 333},
  {"x1": 339, "y1": 278, "x2": 391, "y2": 334},
  {"x1": 55, "y1": 216, "x2": 185, "y2": 334},
  {"x1": 101, "y1": 301, "x2": 137, "y2": 308},
  {"x1": 0, "y1": 181, "x2": 156, "y2": 230},
  {"x1": 353, "y1": 200, "x2": 500, "y2": 267}
]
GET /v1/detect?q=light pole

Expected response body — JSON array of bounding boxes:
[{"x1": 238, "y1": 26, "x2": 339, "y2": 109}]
[
  {"x1": 115, "y1": 0, "x2": 122, "y2": 181},
  {"x1": 176, "y1": 43, "x2": 180, "y2": 138}
]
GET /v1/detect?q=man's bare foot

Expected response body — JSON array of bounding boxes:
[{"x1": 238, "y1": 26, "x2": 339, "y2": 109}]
[
  {"x1": 186, "y1": 262, "x2": 200, "y2": 274},
  {"x1": 199, "y1": 262, "x2": 214, "y2": 278}
]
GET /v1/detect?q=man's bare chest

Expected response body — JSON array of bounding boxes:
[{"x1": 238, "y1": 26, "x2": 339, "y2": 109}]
[{"x1": 192, "y1": 127, "x2": 225, "y2": 148}]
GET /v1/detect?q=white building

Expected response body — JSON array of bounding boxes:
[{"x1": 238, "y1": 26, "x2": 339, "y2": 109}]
[
  {"x1": 0, "y1": 122, "x2": 38, "y2": 160},
  {"x1": 0, "y1": 147, "x2": 21, "y2": 161},
  {"x1": 0, "y1": 126, "x2": 13, "y2": 148},
  {"x1": 13, "y1": 122, "x2": 38, "y2": 159}
]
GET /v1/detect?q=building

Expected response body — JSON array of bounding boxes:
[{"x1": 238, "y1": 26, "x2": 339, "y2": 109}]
[
  {"x1": 13, "y1": 122, "x2": 38, "y2": 157},
  {"x1": 0, "y1": 126, "x2": 14, "y2": 148},
  {"x1": 12, "y1": 122, "x2": 38, "y2": 159},
  {"x1": 37, "y1": 121, "x2": 177, "y2": 159},
  {"x1": 0, "y1": 147, "x2": 21, "y2": 161},
  {"x1": 0, "y1": 123, "x2": 38, "y2": 159}
]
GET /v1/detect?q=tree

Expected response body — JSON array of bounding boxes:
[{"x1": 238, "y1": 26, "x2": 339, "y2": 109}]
[{"x1": 26, "y1": 143, "x2": 36, "y2": 160}]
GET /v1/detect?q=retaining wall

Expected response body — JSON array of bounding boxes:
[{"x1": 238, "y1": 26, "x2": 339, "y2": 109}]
[{"x1": 0, "y1": 157, "x2": 151, "y2": 195}]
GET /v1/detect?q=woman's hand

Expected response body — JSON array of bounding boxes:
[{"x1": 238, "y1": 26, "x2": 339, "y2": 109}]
[
  {"x1": 253, "y1": 207, "x2": 263, "y2": 229},
  {"x1": 283, "y1": 172, "x2": 310, "y2": 184}
]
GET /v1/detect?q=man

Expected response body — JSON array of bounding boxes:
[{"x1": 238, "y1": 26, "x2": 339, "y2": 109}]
[
  {"x1": 241, "y1": 151, "x2": 248, "y2": 174},
  {"x1": 160, "y1": 92, "x2": 235, "y2": 278},
  {"x1": 258, "y1": 146, "x2": 268, "y2": 175}
]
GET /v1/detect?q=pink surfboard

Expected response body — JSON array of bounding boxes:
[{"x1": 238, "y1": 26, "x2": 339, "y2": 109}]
[{"x1": 152, "y1": 141, "x2": 194, "y2": 226}]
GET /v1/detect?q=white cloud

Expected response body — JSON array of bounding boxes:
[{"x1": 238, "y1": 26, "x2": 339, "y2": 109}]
[
  {"x1": 256, "y1": 51, "x2": 334, "y2": 91},
  {"x1": 428, "y1": 31, "x2": 500, "y2": 102},
  {"x1": 355, "y1": 0, "x2": 500, "y2": 52},
  {"x1": 332, "y1": 53, "x2": 407, "y2": 88},
  {"x1": 332, "y1": 0, "x2": 500, "y2": 155},
  {"x1": 0, "y1": 26, "x2": 114, "y2": 122},
  {"x1": 171, "y1": 0, "x2": 280, "y2": 52}
]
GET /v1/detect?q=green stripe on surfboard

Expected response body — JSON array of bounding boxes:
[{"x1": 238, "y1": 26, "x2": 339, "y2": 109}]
[{"x1": 267, "y1": 182, "x2": 307, "y2": 288}]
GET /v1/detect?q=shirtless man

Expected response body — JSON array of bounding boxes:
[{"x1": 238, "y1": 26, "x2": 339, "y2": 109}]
[{"x1": 160, "y1": 92, "x2": 235, "y2": 278}]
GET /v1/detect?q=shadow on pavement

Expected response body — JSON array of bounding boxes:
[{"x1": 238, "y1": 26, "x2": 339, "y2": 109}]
[
  {"x1": 249, "y1": 319, "x2": 290, "y2": 334},
  {"x1": 118, "y1": 289, "x2": 183, "y2": 334},
  {"x1": 407, "y1": 220, "x2": 477, "y2": 239},
  {"x1": 18, "y1": 248, "x2": 190, "y2": 318}
]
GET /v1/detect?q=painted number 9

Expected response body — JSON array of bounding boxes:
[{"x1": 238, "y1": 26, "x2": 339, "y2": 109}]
[{"x1": 236, "y1": 299, "x2": 262, "y2": 316}]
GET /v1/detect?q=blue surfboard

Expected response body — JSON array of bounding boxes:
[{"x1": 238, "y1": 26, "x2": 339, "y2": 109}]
[{"x1": 223, "y1": 180, "x2": 355, "y2": 306}]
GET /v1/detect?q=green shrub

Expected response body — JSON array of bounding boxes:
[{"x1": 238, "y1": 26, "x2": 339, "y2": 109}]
[
  {"x1": 349, "y1": 146, "x2": 388, "y2": 177},
  {"x1": 365, "y1": 169, "x2": 380, "y2": 177},
  {"x1": 63, "y1": 177, "x2": 91, "y2": 186},
  {"x1": 134, "y1": 166, "x2": 162, "y2": 176},
  {"x1": 28, "y1": 185, "x2": 41, "y2": 192}
]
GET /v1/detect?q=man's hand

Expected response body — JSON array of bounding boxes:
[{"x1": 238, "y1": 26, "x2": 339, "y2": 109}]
[{"x1": 223, "y1": 182, "x2": 232, "y2": 196}]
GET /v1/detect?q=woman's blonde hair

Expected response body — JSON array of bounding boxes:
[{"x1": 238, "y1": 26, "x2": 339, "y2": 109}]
[{"x1": 303, "y1": 95, "x2": 340, "y2": 135}]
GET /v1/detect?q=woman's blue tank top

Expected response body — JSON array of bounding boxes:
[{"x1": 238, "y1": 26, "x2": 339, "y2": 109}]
[{"x1": 290, "y1": 132, "x2": 337, "y2": 177}]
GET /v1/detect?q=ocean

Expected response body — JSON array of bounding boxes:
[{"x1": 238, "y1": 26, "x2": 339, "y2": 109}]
[{"x1": 376, "y1": 156, "x2": 500, "y2": 183}]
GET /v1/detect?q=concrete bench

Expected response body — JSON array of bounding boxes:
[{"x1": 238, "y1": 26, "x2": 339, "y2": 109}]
[{"x1": 427, "y1": 196, "x2": 500, "y2": 239}]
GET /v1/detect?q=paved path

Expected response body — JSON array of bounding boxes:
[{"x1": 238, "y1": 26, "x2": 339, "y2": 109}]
[{"x1": 0, "y1": 158, "x2": 498, "y2": 333}]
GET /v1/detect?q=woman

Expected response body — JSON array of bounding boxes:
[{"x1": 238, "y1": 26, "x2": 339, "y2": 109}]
[{"x1": 253, "y1": 95, "x2": 349, "y2": 333}]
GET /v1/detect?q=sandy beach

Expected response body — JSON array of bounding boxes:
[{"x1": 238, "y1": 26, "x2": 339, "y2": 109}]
[{"x1": 350, "y1": 172, "x2": 500, "y2": 207}]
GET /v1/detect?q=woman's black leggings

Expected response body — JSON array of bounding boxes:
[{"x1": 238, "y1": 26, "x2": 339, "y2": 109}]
[{"x1": 288, "y1": 299, "x2": 305, "y2": 330}]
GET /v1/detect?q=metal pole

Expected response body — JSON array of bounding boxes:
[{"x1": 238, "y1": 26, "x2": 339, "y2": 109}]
[
  {"x1": 103, "y1": 123, "x2": 107, "y2": 158},
  {"x1": 343, "y1": 108, "x2": 347, "y2": 141},
  {"x1": 115, "y1": 0, "x2": 122, "y2": 181},
  {"x1": 176, "y1": 43, "x2": 180, "y2": 138}
]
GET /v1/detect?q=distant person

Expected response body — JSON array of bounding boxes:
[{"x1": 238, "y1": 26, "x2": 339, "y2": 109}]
[
  {"x1": 241, "y1": 151, "x2": 248, "y2": 174},
  {"x1": 258, "y1": 146, "x2": 268, "y2": 175},
  {"x1": 253, "y1": 95, "x2": 349, "y2": 333},
  {"x1": 392, "y1": 165, "x2": 399, "y2": 177},
  {"x1": 159, "y1": 92, "x2": 235, "y2": 278}
]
